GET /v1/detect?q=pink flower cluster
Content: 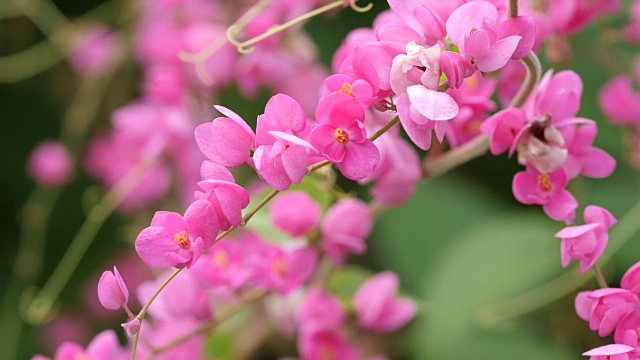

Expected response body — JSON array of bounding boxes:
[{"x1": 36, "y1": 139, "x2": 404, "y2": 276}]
[{"x1": 579, "y1": 261, "x2": 640, "y2": 359}]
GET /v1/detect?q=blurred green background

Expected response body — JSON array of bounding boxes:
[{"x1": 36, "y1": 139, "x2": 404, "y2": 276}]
[{"x1": 2, "y1": 0, "x2": 640, "y2": 359}]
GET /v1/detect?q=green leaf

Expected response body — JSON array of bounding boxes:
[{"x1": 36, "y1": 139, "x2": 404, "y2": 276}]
[
  {"x1": 205, "y1": 332, "x2": 234, "y2": 360},
  {"x1": 370, "y1": 175, "x2": 511, "y2": 293},
  {"x1": 412, "y1": 213, "x2": 573, "y2": 359}
]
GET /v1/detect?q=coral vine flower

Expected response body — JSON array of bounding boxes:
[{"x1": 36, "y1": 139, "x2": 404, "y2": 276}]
[
  {"x1": 296, "y1": 288, "x2": 346, "y2": 334},
  {"x1": 353, "y1": 272, "x2": 417, "y2": 333},
  {"x1": 270, "y1": 191, "x2": 321, "y2": 237},
  {"x1": 309, "y1": 93, "x2": 380, "y2": 180},
  {"x1": 445, "y1": 1, "x2": 526, "y2": 73},
  {"x1": 97, "y1": 266, "x2": 129, "y2": 311},
  {"x1": 298, "y1": 330, "x2": 359, "y2": 360},
  {"x1": 320, "y1": 198, "x2": 372, "y2": 264},
  {"x1": 253, "y1": 246, "x2": 319, "y2": 295},
  {"x1": 555, "y1": 205, "x2": 617, "y2": 273},
  {"x1": 197, "y1": 179, "x2": 250, "y2": 231},
  {"x1": 195, "y1": 105, "x2": 256, "y2": 167},
  {"x1": 28, "y1": 141, "x2": 73, "y2": 188},
  {"x1": 587, "y1": 288, "x2": 638, "y2": 337},
  {"x1": 33, "y1": 330, "x2": 125, "y2": 360},
  {"x1": 135, "y1": 199, "x2": 218, "y2": 269},
  {"x1": 512, "y1": 166, "x2": 577, "y2": 223}
]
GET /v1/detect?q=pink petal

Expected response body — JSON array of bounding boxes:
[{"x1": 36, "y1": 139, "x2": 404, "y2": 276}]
[
  {"x1": 555, "y1": 223, "x2": 601, "y2": 238},
  {"x1": 446, "y1": 1, "x2": 498, "y2": 46},
  {"x1": 264, "y1": 93, "x2": 306, "y2": 132},
  {"x1": 339, "y1": 140, "x2": 380, "y2": 180},
  {"x1": 580, "y1": 148, "x2": 616, "y2": 178},
  {"x1": 544, "y1": 189, "x2": 578, "y2": 223},
  {"x1": 135, "y1": 226, "x2": 179, "y2": 268},
  {"x1": 200, "y1": 160, "x2": 235, "y2": 182},
  {"x1": 195, "y1": 118, "x2": 254, "y2": 167},
  {"x1": 583, "y1": 344, "x2": 634, "y2": 356},
  {"x1": 254, "y1": 146, "x2": 292, "y2": 191},
  {"x1": 474, "y1": 35, "x2": 521, "y2": 73},
  {"x1": 407, "y1": 85, "x2": 459, "y2": 121}
]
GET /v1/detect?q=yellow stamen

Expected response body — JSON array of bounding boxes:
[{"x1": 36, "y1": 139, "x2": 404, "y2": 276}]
[
  {"x1": 173, "y1": 231, "x2": 189, "y2": 249},
  {"x1": 537, "y1": 173, "x2": 552, "y2": 191},
  {"x1": 339, "y1": 82, "x2": 354, "y2": 97},
  {"x1": 334, "y1": 128, "x2": 348, "y2": 143}
]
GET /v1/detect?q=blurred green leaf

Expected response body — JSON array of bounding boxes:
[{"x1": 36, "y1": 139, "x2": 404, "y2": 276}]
[
  {"x1": 412, "y1": 213, "x2": 572, "y2": 359},
  {"x1": 370, "y1": 174, "x2": 512, "y2": 293},
  {"x1": 205, "y1": 332, "x2": 234, "y2": 360}
]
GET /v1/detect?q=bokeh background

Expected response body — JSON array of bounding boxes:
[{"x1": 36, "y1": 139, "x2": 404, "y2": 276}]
[{"x1": 1, "y1": 0, "x2": 640, "y2": 359}]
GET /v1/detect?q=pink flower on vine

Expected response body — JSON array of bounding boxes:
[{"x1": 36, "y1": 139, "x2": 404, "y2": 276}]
[
  {"x1": 320, "y1": 198, "x2": 372, "y2": 264},
  {"x1": 135, "y1": 199, "x2": 218, "y2": 268},
  {"x1": 512, "y1": 166, "x2": 577, "y2": 223},
  {"x1": 97, "y1": 266, "x2": 129, "y2": 311},
  {"x1": 195, "y1": 105, "x2": 256, "y2": 167},
  {"x1": 353, "y1": 272, "x2": 417, "y2": 333},
  {"x1": 555, "y1": 205, "x2": 617, "y2": 273},
  {"x1": 309, "y1": 93, "x2": 379, "y2": 180},
  {"x1": 270, "y1": 191, "x2": 321, "y2": 237}
]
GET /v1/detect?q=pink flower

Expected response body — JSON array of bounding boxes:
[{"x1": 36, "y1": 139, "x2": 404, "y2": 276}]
[
  {"x1": 28, "y1": 141, "x2": 73, "y2": 187},
  {"x1": 296, "y1": 288, "x2": 346, "y2": 334},
  {"x1": 97, "y1": 266, "x2": 129, "y2": 311},
  {"x1": 320, "y1": 199, "x2": 372, "y2": 264},
  {"x1": 189, "y1": 235, "x2": 256, "y2": 290},
  {"x1": 255, "y1": 94, "x2": 308, "y2": 145},
  {"x1": 480, "y1": 108, "x2": 526, "y2": 155},
  {"x1": 196, "y1": 179, "x2": 250, "y2": 231},
  {"x1": 556, "y1": 205, "x2": 617, "y2": 273},
  {"x1": 439, "y1": 51, "x2": 475, "y2": 89},
  {"x1": 253, "y1": 131, "x2": 318, "y2": 191},
  {"x1": 353, "y1": 272, "x2": 417, "y2": 333},
  {"x1": 41, "y1": 330, "x2": 125, "y2": 360},
  {"x1": 68, "y1": 24, "x2": 123, "y2": 77},
  {"x1": 135, "y1": 199, "x2": 218, "y2": 269},
  {"x1": 365, "y1": 133, "x2": 422, "y2": 206},
  {"x1": 252, "y1": 246, "x2": 319, "y2": 294},
  {"x1": 599, "y1": 76, "x2": 640, "y2": 126},
  {"x1": 195, "y1": 105, "x2": 256, "y2": 167},
  {"x1": 445, "y1": 1, "x2": 525, "y2": 73},
  {"x1": 325, "y1": 73, "x2": 378, "y2": 108},
  {"x1": 385, "y1": 0, "x2": 446, "y2": 46},
  {"x1": 309, "y1": 93, "x2": 380, "y2": 180},
  {"x1": 298, "y1": 330, "x2": 359, "y2": 360},
  {"x1": 586, "y1": 288, "x2": 638, "y2": 337},
  {"x1": 512, "y1": 166, "x2": 578, "y2": 223},
  {"x1": 270, "y1": 191, "x2": 321, "y2": 237}
]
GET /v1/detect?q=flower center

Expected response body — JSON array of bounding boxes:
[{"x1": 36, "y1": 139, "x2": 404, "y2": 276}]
[
  {"x1": 173, "y1": 231, "x2": 190, "y2": 249},
  {"x1": 338, "y1": 82, "x2": 354, "y2": 97},
  {"x1": 537, "y1": 174, "x2": 552, "y2": 191},
  {"x1": 213, "y1": 249, "x2": 230, "y2": 268},
  {"x1": 334, "y1": 128, "x2": 348, "y2": 144},
  {"x1": 273, "y1": 258, "x2": 288, "y2": 277},
  {"x1": 320, "y1": 345, "x2": 336, "y2": 360}
]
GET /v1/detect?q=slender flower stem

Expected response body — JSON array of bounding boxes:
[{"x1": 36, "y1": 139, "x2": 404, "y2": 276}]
[
  {"x1": 509, "y1": 52, "x2": 542, "y2": 108},
  {"x1": 147, "y1": 291, "x2": 268, "y2": 358},
  {"x1": 230, "y1": 0, "x2": 373, "y2": 54},
  {"x1": 592, "y1": 264, "x2": 608, "y2": 288},
  {"x1": 423, "y1": 135, "x2": 490, "y2": 179},
  {"x1": 508, "y1": 0, "x2": 519, "y2": 18}
]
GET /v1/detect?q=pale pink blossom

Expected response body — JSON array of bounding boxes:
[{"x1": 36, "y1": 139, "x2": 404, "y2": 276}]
[
  {"x1": 28, "y1": 141, "x2": 73, "y2": 187},
  {"x1": 353, "y1": 272, "x2": 417, "y2": 333},
  {"x1": 270, "y1": 191, "x2": 321, "y2": 237},
  {"x1": 321, "y1": 198, "x2": 372, "y2": 264},
  {"x1": 97, "y1": 266, "x2": 129, "y2": 311}
]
